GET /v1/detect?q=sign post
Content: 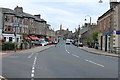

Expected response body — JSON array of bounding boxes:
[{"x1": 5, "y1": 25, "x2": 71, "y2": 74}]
[{"x1": 13, "y1": 23, "x2": 19, "y2": 52}]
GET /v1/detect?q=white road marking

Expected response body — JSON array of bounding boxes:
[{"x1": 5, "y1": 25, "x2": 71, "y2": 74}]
[
  {"x1": 85, "y1": 59, "x2": 104, "y2": 67},
  {"x1": 32, "y1": 67, "x2": 35, "y2": 70},
  {"x1": 32, "y1": 70, "x2": 35, "y2": 73},
  {"x1": 33, "y1": 57, "x2": 37, "y2": 65},
  {"x1": 31, "y1": 54, "x2": 38, "y2": 78},
  {"x1": 65, "y1": 45, "x2": 70, "y2": 54},
  {"x1": 72, "y1": 54, "x2": 79, "y2": 58},
  {"x1": 28, "y1": 53, "x2": 34, "y2": 58},
  {"x1": 31, "y1": 73, "x2": 34, "y2": 77}
]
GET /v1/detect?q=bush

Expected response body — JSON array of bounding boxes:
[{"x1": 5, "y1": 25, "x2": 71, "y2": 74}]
[{"x1": 2, "y1": 42, "x2": 15, "y2": 51}]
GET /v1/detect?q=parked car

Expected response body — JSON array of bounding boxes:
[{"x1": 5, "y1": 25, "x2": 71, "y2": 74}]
[
  {"x1": 31, "y1": 40, "x2": 39, "y2": 45},
  {"x1": 40, "y1": 41, "x2": 48, "y2": 46},
  {"x1": 52, "y1": 41, "x2": 58, "y2": 44},
  {"x1": 38, "y1": 40, "x2": 48, "y2": 46},
  {"x1": 48, "y1": 41, "x2": 52, "y2": 45},
  {"x1": 66, "y1": 39, "x2": 71, "y2": 45},
  {"x1": 74, "y1": 41, "x2": 83, "y2": 47}
]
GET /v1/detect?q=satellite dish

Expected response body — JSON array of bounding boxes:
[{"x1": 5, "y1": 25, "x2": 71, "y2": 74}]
[{"x1": 99, "y1": 0, "x2": 103, "y2": 3}]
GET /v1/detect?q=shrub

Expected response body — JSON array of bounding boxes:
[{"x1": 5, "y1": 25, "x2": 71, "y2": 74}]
[{"x1": 2, "y1": 42, "x2": 15, "y2": 51}]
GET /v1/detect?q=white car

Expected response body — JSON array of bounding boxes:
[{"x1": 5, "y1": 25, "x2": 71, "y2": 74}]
[
  {"x1": 38, "y1": 40, "x2": 48, "y2": 46},
  {"x1": 66, "y1": 39, "x2": 71, "y2": 45}
]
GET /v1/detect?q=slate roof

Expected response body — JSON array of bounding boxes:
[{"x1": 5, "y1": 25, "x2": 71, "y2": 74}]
[{"x1": 0, "y1": 7, "x2": 46, "y2": 22}]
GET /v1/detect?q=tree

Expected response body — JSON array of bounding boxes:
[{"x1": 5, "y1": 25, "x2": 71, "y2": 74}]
[
  {"x1": 92, "y1": 30, "x2": 98, "y2": 42},
  {"x1": 86, "y1": 30, "x2": 98, "y2": 48}
]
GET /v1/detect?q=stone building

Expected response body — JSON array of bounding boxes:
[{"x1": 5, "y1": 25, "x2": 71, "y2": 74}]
[
  {"x1": 0, "y1": 6, "x2": 55, "y2": 49},
  {"x1": 98, "y1": 0, "x2": 120, "y2": 53},
  {"x1": 97, "y1": 0, "x2": 120, "y2": 53},
  {"x1": 56, "y1": 24, "x2": 73, "y2": 40},
  {"x1": 80, "y1": 23, "x2": 98, "y2": 46}
]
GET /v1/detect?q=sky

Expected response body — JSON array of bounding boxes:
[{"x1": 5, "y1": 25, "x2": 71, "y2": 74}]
[{"x1": 0, "y1": 0, "x2": 119, "y2": 32}]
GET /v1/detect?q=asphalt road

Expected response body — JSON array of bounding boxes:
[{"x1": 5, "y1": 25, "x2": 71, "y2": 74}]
[{"x1": 2, "y1": 40, "x2": 118, "y2": 79}]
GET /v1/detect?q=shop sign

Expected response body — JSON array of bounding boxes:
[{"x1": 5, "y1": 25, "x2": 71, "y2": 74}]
[{"x1": 116, "y1": 31, "x2": 120, "y2": 35}]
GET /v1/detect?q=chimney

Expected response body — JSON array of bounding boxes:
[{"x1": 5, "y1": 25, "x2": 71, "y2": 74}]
[
  {"x1": 110, "y1": 0, "x2": 119, "y2": 8},
  {"x1": 14, "y1": 6, "x2": 23, "y2": 13},
  {"x1": 34, "y1": 14, "x2": 41, "y2": 19}
]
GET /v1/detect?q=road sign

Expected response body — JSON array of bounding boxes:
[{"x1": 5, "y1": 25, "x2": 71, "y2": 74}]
[{"x1": 13, "y1": 23, "x2": 19, "y2": 27}]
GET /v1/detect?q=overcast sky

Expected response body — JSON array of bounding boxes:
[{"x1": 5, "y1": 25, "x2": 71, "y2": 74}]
[{"x1": 0, "y1": 0, "x2": 120, "y2": 32}]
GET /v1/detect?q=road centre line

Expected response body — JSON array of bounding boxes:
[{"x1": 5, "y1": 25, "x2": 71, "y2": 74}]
[
  {"x1": 85, "y1": 59, "x2": 104, "y2": 67},
  {"x1": 65, "y1": 45, "x2": 70, "y2": 54},
  {"x1": 72, "y1": 54, "x2": 79, "y2": 58},
  {"x1": 31, "y1": 73, "x2": 34, "y2": 78},
  {"x1": 31, "y1": 53, "x2": 38, "y2": 79},
  {"x1": 28, "y1": 53, "x2": 34, "y2": 58}
]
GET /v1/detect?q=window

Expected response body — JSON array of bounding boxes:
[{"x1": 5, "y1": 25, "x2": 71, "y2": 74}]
[
  {"x1": 4, "y1": 37, "x2": 6, "y2": 41},
  {"x1": 9, "y1": 37, "x2": 12, "y2": 42},
  {"x1": 12, "y1": 27, "x2": 15, "y2": 32},
  {"x1": 8, "y1": 26, "x2": 11, "y2": 31},
  {"x1": 17, "y1": 38, "x2": 19, "y2": 42},
  {"x1": 104, "y1": 19, "x2": 106, "y2": 30},
  {"x1": 108, "y1": 16, "x2": 110, "y2": 28},
  {"x1": 4, "y1": 25, "x2": 7, "y2": 31},
  {"x1": 24, "y1": 18, "x2": 28, "y2": 25},
  {"x1": 11, "y1": 16, "x2": 14, "y2": 23},
  {"x1": 99, "y1": 22, "x2": 102, "y2": 31}
]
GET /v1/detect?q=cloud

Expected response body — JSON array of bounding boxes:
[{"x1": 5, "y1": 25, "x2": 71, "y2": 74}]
[{"x1": 0, "y1": 0, "x2": 115, "y2": 32}]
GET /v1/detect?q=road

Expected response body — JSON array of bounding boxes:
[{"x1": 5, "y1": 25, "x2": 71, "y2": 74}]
[{"x1": 2, "y1": 40, "x2": 118, "y2": 79}]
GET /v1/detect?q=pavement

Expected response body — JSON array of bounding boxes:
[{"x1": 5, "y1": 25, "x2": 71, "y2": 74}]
[
  {"x1": 0, "y1": 45, "x2": 54, "y2": 57},
  {"x1": 79, "y1": 46, "x2": 119, "y2": 57}
]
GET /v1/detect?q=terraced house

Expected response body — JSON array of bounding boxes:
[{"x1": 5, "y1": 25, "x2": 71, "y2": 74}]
[
  {"x1": 0, "y1": 6, "x2": 55, "y2": 49},
  {"x1": 97, "y1": 0, "x2": 120, "y2": 53}
]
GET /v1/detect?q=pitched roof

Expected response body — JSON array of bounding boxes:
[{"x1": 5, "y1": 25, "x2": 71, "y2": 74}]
[{"x1": 0, "y1": 7, "x2": 46, "y2": 22}]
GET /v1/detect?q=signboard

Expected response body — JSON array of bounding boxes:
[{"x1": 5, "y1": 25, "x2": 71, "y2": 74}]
[
  {"x1": 116, "y1": 31, "x2": 120, "y2": 35},
  {"x1": 13, "y1": 23, "x2": 19, "y2": 27},
  {"x1": 103, "y1": 30, "x2": 112, "y2": 36},
  {"x1": 98, "y1": 33, "x2": 102, "y2": 36}
]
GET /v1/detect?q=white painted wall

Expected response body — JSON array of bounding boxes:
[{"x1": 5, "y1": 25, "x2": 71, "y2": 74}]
[{"x1": 2, "y1": 34, "x2": 21, "y2": 43}]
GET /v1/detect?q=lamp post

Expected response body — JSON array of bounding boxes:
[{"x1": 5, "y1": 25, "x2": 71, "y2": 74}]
[
  {"x1": 98, "y1": 0, "x2": 103, "y2": 3},
  {"x1": 13, "y1": 22, "x2": 19, "y2": 52},
  {"x1": 78, "y1": 25, "x2": 80, "y2": 42}
]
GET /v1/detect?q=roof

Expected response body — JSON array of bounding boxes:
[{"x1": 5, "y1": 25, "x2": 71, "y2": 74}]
[
  {"x1": 30, "y1": 36, "x2": 39, "y2": 40},
  {"x1": 25, "y1": 36, "x2": 39, "y2": 40},
  {"x1": 98, "y1": 8, "x2": 113, "y2": 20},
  {"x1": 80, "y1": 27, "x2": 89, "y2": 34},
  {"x1": 98, "y1": 2, "x2": 120, "y2": 20},
  {"x1": 0, "y1": 7, "x2": 46, "y2": 22}
]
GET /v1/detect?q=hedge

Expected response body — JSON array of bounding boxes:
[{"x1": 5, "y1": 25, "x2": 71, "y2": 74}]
[{"x1": 2, "y1": 42, "x2": 15, "y2": 51}]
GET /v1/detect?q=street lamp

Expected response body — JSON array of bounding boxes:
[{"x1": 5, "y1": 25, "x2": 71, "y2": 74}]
[
  {"x1": 85, "y1": 15, "x2": 91, "y2": 26},
  {"x1": 99, "y1": 0, "x2": 103, "y2": 3},
  {"x1": 13, "y1": 22, "x2": 19, "y2": 52},
  {"x1": 77, "y1": 25, "x2": 81, "y2": 46}
]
